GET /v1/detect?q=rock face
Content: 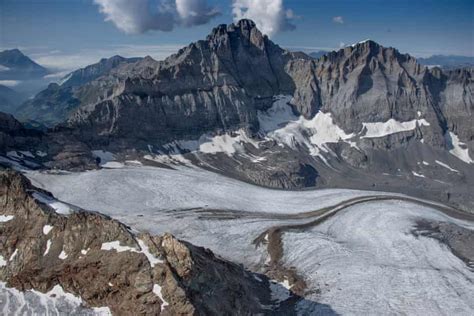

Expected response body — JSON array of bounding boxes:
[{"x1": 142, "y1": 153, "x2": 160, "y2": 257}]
[
  {"x1": 0, "y1": 169, "x2": 276, "y2": 315},
  {"x1": 0, "y1": 112, "x2": 41, "y2": 153},
  {"x1": 312, "y1": 42, "x2": 473, "y2": 152},
  {"x1": 15, "y1": 56, "x2": 141, "y2": 127},
  {"x1": 20, "y1": 20, "x2": 470, "y2": 156},
  {"x1": 56, "y1": 20, "x2": 307, "y2": 143}
]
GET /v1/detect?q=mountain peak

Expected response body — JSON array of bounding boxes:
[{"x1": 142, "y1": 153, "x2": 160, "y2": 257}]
[
  {"x1": 2, "y1": 48, "x2": 24, "y2": 56},
  {"x1": 0, "y1": 48, "x2": 48, "y2": 79},
  {"x1": 206, "y1": 19, "x2": 265, "y2": 47}
]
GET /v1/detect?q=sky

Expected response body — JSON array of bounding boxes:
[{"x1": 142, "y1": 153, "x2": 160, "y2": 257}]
[{"x1": 1, "y1": 0, "x2": 473, "y2": 73}]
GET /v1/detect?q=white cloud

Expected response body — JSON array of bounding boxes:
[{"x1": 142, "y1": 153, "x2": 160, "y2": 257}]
[
  {"x1": 232, "y1": 0, "x2": 296, "y2": 37},
  {"x1": 333, "y1": 16, "x2": 344, "y2": 24},
  {"x1": 94, "y1": 0, "x2": 219, "y2": 34},
  {"x1": 0, "y1": 80, "x2": 21, "y2": 87},
  {"x1": 176, "y1": 0, "x2": 220, "y2": 26}
]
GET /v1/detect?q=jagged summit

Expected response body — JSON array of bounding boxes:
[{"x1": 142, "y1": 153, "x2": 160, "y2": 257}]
[{"x1": 207, "y1": 19, "x2": 260, "y2": 39}]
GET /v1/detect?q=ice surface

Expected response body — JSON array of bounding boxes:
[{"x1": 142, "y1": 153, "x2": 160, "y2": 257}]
[
  {"x1": 282, "y1": 200, "x2": 474, "y2": 315},
  {"x1": 23, "y1": 165, "x2": 473, "y2": 315},
  {"x1": 26, "y1": 166, "x2": 386, "y2": 216},
  {"x1": 361, "y1": 118, "x2": 430, "y2": 138},
  {"x1": 24, "y1": 165, "x2": 402, "y2": 269}
]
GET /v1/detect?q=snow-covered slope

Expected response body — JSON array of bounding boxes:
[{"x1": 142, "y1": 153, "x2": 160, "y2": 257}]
[
  {"x1": 26, "y1": 166, "x2": 387, "y2": 215},
  {"x1": 23, "y1": 166, "x2": 474, "y2": 315},
  {"x1": 283, "y1": 200, "x2": 474, "y2": 315},
  {"x1": 0, "y1": 282, "x2": 110, "y2": 315}
]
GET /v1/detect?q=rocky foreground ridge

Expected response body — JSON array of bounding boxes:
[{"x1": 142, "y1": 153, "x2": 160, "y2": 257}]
[{"x1": 0, "y1": 169, "x2": 289, "y2": 315}]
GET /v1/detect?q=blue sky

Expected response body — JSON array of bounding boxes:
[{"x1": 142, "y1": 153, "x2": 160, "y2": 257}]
[{"x1": 1, "y1": 0, "x2": 473, "y2": 72}]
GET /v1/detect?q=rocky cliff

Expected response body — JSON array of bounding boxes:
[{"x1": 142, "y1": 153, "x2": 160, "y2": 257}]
[{"x1": 15, "y1": 56, "x2": 141, "y2": 127}]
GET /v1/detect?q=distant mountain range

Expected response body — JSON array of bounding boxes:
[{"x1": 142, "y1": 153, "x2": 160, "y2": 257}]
[
  {"x1": 417, "y1": 55, "x2": 474, "y2": 69},
  {"x1": 308, "y1": 50, "x2": 329, "y2": 59},
  {"x1": 14, "y1": 55, "x2": 141, "y2": 126},
  {"x1": 0, "y1": 49, "x2": 49, "y2": 80}
]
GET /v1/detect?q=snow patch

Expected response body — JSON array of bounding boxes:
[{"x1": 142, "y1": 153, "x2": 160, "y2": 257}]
[
  {"x1": 0, "y1": 215, "x2": 14, "y2": 223},
  {"x1": 181, "y1": 129, "x2": 258, "y2": 157},
  {"x1": 361, "y1": 118, "x2": 430, "y2": 138},
  {"x1": 101, "y1": 241, "x2": 139, "y2": 253},
  {"x1": 435, "y1": 160, "x2": 459, "y2": 173},
  {"x1": 351, "y1": 39, "x2": 371, "y2": 47},
  {"x1": 59, "y1": 250, "x2": 68, "y2": 260},
  {"x1": 32, "y1": 192, "x2": 73, "y2": 215},
  {"x1": 137, "y1": 239, "x2": 163, "y2": 267},
  {"x1": 259, "y1": 95, "x2": 356, "y2": 159},
  {"x1": 0, "y1": 255, "x2": 6, "y2": 267},
  {"x1": 44, "y1": 240, "x2": 52, "y2": 256},
  {"x1": 81, "y1": 248, "x2": 89, "y2": 255},
  {"x1": 412, "y1": 171, "x2": 425, "y2": 178},
  {"x1": 153, "y1": 284, "x2": 169, "y2": 311},
  {"x1": 9, "y1": 249, "x2": 18, "y2": 261},
  {"x1": 445, "y1": 131, "x2": 472, "y2": 164},
  {"x1": 43, "y1": 224, "x2": 53, "y2": 235}
]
